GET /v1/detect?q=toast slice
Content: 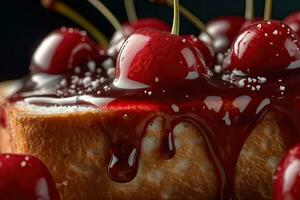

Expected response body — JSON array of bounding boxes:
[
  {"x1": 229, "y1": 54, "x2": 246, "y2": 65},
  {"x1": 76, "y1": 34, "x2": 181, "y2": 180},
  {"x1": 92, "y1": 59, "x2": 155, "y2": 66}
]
[{"x1": 0, "y1": 81, "x2": 286, "y2": 200}]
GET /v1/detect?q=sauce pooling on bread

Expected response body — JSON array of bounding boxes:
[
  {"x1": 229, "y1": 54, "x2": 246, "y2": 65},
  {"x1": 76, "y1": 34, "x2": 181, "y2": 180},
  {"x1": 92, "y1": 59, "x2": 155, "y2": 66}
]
[{"x1": 5, "y1": 21, "x2": 300, "y2": 199}]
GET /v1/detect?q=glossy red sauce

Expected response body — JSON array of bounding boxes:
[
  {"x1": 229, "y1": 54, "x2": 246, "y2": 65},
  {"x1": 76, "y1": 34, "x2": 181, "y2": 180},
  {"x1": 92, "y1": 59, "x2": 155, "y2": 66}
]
[{"x1": 4, "y1": 31, "x2": 300, "y2": 200}]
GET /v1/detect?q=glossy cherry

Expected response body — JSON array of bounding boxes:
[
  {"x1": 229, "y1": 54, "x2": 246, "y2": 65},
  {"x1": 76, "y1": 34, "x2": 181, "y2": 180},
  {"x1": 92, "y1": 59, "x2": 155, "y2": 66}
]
[
  {"x1": 114, "y1": 28, "x2": 207, "y2": 89},
  {"x1": 239, "y1": 18, "x2": 262, "y2": 32},
  {"x1": 31, "y1": 27, "x2": 106, "y2": 74},
  {"x1": 183, "y1": 35, "x2": 216, "y2": 68},
  {"x1": 199, "y1": 16, "x2": 246, "y2": 53},
  {"x1": 222, "y1": 20, "x2": 300, "y2": 76},
  {"x1": 273, "y1": 144, "x2": 300, "y2": 200},
  {"x1": 108, "y1": 18, "x2": 171, "y2": 58},
  {"x1": 0, "y1": 154, "x2": 60, "y2": 200},
  {"x1": 284, "y1": 12, "x2": 300, "y2": 37}
]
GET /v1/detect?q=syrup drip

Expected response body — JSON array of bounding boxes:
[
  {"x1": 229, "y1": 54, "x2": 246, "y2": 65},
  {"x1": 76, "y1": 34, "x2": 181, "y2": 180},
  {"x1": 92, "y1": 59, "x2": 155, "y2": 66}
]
[
  {"x1": 4, "y1": 42, "x2": 300, "y2": 199},
  {"x1": 5, "y1": 69, "x2": 300, "y2": 199}
]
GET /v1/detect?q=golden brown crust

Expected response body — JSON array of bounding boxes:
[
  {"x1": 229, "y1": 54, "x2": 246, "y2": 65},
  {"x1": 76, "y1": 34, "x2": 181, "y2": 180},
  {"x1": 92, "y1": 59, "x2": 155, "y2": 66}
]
[
  {"x1": 0, "y1": 80, "x2": 288, "y2": 200},
  {"x1": 235, "y1": 112, "x2": 286, "y2": 200}
]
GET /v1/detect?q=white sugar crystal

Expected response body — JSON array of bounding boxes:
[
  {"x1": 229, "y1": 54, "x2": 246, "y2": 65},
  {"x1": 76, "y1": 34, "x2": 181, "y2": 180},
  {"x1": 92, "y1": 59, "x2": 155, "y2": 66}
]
[
  {"x1": 74, "y1": 67, "x2": 81, "y2": 74},
  {"x1": 171, "y1": 104, "x2": 180, "y2": 113},
  {"x1": 91, "y1": 80, "x2": 100, "y2": 89},
  {"x1": 238, "y1": 79, "x2": 245, "y2": 87},
  {"x1": 60, "y1": 79, "x2": 67, "y2": 87},
  {"x1": 258, "y1": 77, "x2": 267, "y2": 84},
  {"x1": 99, "y1": 77, "x2": 106, "y2": 83},
  {"x1": 257, "y1": 24, "x2": 262, "y2": 28},
  {"x1": 20, "y1": 161, "x2": 27, "y2": 167},
  {"x1": 148, "y1": 91, "x2": 152, "y2": 96},
  {"x1": 155, "y1": 77, "x2": 159, "y2": 82},
  {"x1": 71, "y1": 76, "x2": 79, "y2": 84},
  {"x1": 122, "y1": 114, "x2": 128, "y2": 119},
  {"x1": 107, "y1": 68, "x2": 115, "y2": 78},
  {"x1": 82, "y1": 77, "x2": 92, "y2": 87},
  {"x1": 214, "y1": 65, "x2": 222, "y2": 73},
  {"x1": 87, "y1": 61, "x2": 96, "y2": 72},
  {"x1": 103, "y1": 85, "x2": 110, "y2": 91},
  {"x1": 279, "y1": 86, "x2": 286, "y2": 91},
  {"x1": 273, "y1": 30, "x2": 278, "y2": 35}
]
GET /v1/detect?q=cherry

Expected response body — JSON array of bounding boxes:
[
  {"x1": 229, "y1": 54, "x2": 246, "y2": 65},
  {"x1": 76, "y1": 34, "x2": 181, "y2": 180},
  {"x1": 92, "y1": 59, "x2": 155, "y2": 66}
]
[
  {"x1": 113, "y1": 0, "x2": 207, "y2": 89},
  {"x1": 273, "y1": 144, "x2": 300, "y2": 200},
  {"x1": 284, "y1": 12, "x2": 300, "y2": 37},
  {"x1": 0, "y1": 154, "x2": 60, "y2": 200},
  {"x1": 183, "y1": 35, "x2": 216, "y2": 68},
  {"x1": 222, "y1": 20, "x2": 300, "y2": 76},
  {"x1": 239, "y1": 18, "x2": 262, "y2": 32},
  {"x1": 31, "y1": 27, "x2": 106, "y2": 74},
  {"x1": 86, "y1": 0, "x2": 171, "y2": 59},
  {"x1": 199, "y1": 16, "x2": 246, "y2": 53},
  {"x1": 108, "y1": 18, "x2": 171, "y2": 58},
  {"x1": 41, "y1": 0, "x2": 108, "y2": 47}
]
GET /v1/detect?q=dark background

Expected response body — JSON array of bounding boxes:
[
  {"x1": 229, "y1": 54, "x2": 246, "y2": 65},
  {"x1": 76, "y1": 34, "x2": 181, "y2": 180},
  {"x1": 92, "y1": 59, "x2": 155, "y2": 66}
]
[{"x1": 1, "y1": 0, "x2": 300, "y2": 81}]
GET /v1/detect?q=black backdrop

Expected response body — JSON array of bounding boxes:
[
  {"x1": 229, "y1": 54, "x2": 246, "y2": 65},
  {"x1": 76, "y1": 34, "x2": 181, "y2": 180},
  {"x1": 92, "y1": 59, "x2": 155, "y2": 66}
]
[{"x1": 1, "y1": 0, "x2": 300, "y2": 81}]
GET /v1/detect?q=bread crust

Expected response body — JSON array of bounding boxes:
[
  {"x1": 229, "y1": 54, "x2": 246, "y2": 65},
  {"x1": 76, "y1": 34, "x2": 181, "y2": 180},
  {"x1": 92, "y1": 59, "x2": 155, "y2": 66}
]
[{"x1": 0, "y1": 102, "x2": 286, "y2": 200}]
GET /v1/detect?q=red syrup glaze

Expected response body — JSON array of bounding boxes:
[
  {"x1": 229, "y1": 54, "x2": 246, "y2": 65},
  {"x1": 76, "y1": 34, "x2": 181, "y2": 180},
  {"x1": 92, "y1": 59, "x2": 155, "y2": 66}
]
[{"x1": 4, "y1": 30, "x2": 300, "y2": 199}]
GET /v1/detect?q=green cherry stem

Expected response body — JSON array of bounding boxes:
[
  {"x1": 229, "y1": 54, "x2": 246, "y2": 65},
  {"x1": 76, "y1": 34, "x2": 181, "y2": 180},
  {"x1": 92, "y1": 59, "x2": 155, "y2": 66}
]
[
  {"x1": 86, "y1": 0, "x2": 124, "y2": 33},
  {"x1": 124, "y1": 0, "x2": 138, "y2": 22},
  {"x1": 245, "y1": 0, "x2": 254, "y2": 20},
  {"x1": 171, "y1": 0, "x2": 180, "y2": 35},
  {"x1": 153, "y1": 0, "x2": 213, "y2": 40},
  {"x1": 264, "y1": 0, "x2": 272, "y2": 20},
  {"x1": 41, "y1": 0, "x2": 108, "y2": 47}
]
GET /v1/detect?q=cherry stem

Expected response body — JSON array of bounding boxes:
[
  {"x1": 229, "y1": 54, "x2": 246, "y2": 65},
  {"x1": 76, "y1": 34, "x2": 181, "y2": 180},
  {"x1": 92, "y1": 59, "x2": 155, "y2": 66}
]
[
  {"x1": 264, "y1": 0, "x2": 272, "y2": 20},
  {"x1": 171, "y1": 0, "x2": 180, "y2": 35},
  {"x1": 245, "y1": 0, "x2": 254, "y2": 20},
  {"x1": 124, "y1": 0, "x2": 138, "y2": 22},
  {"x1": 86, "y1": 0, "x2": 124, "y2": 33},
  {"x1": 41, "y1": 0, "x2": 108, "y2": 47},
  {"x1": 154, "y1": 0, "x2": 213, "y2": 40}
]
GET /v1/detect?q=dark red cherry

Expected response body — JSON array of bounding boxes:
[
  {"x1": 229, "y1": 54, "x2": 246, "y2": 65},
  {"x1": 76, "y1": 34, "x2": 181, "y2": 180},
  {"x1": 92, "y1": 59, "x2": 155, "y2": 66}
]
[
  {"x1": 108, "y1": 18, "x2": 171, "y2": 58},
  {"x1": 114, "y1": 28, "x2": 207, "y2": 89},
  {"x1": 284, "y1": 12, "x2": 300, "y2": 37},
  {"x1": 0, "y1": 154, "x2": 60, "y2": 200},
  {"x1": 31, "y1": 27, "x2": 106, "y2": 74},
  {"x1": 239, "y1": 18, "x2": 262, "y2": 32},
  {"x1": 222, "y1": 20, "x2": 300, "y2": 76},
  {"x1": 183, "y1": 35, "x2": 216, "y2": 68},
  {"x1": 273, "y1": 144, "x2": 300, "y2": 200},
  {"x1": 199, "y1": 16, "x2": 246, "y2": 53}
]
